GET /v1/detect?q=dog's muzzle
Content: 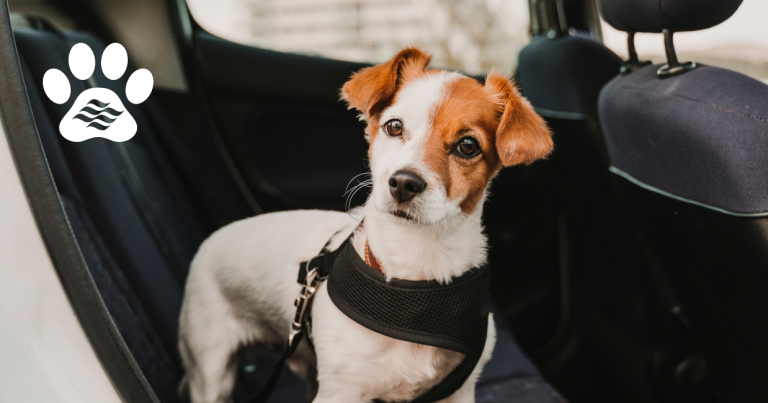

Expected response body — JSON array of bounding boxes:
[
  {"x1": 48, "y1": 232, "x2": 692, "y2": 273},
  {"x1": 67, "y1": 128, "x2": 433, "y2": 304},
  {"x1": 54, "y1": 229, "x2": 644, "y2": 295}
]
[{"x1": 388, "y1": 170, "x2": 426, "y2": 203}]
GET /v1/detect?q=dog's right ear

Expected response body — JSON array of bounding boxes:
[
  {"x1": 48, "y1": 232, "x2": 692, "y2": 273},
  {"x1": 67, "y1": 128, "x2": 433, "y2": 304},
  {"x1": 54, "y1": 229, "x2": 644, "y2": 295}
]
[{"x1": 341, "y1": 47, "x2": 432, "y2": 118}]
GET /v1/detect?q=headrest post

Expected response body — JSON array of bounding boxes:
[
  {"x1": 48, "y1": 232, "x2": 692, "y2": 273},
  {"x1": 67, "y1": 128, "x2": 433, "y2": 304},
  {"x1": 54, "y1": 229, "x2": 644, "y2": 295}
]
[
  {"x1": 620, "y1": 32, "x2": 651, "y2": 75},
  {"x1": 627, "y1": 32, "x2": 639, "y2": 61},
  {"x1": 547, "y1": 0, "x2": 569, "y2": 38},
  {"x1": 555, "y1": 0, "x2": 568, "y2": 34},
  {"x1": 663, "y1": 29, "x2": 680, "y2": 67},
  {"x1": 657, "y1": 28, "x2": 697, "y2": 79}
]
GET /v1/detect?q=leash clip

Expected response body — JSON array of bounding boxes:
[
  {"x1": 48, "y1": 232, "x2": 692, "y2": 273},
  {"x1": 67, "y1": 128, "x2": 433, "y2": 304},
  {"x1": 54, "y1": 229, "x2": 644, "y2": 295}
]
[{"x1": 289, "y1": 265, "x2": 322, "y2": 348}]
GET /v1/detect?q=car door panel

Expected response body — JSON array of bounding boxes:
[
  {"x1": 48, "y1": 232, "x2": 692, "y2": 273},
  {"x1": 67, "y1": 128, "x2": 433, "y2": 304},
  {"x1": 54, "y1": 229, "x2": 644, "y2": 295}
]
[{"x1": 194, "y1": 32, "x2": 369, "y2": 211}]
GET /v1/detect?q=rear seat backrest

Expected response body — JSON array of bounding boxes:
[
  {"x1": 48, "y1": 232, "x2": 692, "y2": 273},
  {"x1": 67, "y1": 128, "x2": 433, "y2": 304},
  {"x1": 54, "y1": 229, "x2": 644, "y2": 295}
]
[
  {"x1": 13, "y1": 26, "x2": 204, "y2": 360},
  {"x1": 16, "y1": 39, "x2": 180, "y2": 403},
  {"x1": 597, "y1": 0, "x2": 768, "y2": 400},
  {"x1": 514, "y1": 18, "x2": 705, "y2": 400},
  {"x1": 515, "y1": 17, "x2": 663, "y2": 344}
]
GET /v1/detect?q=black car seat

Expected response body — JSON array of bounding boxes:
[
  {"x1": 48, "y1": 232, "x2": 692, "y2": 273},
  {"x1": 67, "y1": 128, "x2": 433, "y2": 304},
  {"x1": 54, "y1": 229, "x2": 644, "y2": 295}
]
[
  {"x1": 15, "y1": 33, "x2": 182, "y2": 403},
  {"x1": 513, "y1": 3, "x2": 623, "y2": 354},
  {"x1": 598, "y1": 0, "x2": 768, "y2": 401},
  {"x1": 516, "y1": 3, "x2": 705, "y2": 401},
  {"x1": 13, "y1": 23, "x2": 302, "y2": 403},
  {"x1": 14, "y1": 25, "x2": 201, "y2": 357},
  {"x1": 12, "y1": 20, "x2": 566, "y2": 403},
  {"x1": 517, "y1": 5, "x2": 627, "y2": 311},
  {"x1": 516, "y1": 9, "x2": 629, "y2": 327}
]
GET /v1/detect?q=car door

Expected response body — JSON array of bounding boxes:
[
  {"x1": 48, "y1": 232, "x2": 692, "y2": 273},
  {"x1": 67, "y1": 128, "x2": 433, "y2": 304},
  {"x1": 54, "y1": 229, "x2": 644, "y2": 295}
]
[{"x1": 173, "y1": 2, "x2": 371, "y2": 213}]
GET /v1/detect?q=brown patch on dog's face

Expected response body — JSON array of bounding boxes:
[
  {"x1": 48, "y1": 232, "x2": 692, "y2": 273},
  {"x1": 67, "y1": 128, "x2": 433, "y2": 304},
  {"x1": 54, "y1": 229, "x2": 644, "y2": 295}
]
[
  {"x1": 423, "y1": 76, "x2": 504, "y2": 214},
  {"x1": 420, "y1": 73, "x2": 554, "y2": 215}
]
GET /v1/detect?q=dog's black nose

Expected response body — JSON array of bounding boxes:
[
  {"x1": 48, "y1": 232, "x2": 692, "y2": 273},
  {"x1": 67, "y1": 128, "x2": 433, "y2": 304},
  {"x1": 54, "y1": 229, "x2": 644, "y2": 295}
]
[{"x1": 388, "y1": 170, "x2": 426, "y2": 203}]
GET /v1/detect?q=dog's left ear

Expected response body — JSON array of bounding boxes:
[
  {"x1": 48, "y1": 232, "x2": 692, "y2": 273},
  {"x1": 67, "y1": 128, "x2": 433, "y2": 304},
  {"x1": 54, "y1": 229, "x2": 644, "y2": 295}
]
[
  {"x1": 485, "y1": 71, "x2": 553, "y2": 166},
  {"x1": 341, "y1": 47, "x2": 432, "y2": 118}
]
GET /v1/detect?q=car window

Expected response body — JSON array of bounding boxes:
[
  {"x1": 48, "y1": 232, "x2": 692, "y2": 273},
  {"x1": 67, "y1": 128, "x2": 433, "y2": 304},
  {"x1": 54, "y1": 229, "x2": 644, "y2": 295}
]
[
  {"x1": 601, "y1": 0, "x2": 768, "y2": 83},
  {"x1": 186, "y1": 0, "x2": 531, "y2": 75}
]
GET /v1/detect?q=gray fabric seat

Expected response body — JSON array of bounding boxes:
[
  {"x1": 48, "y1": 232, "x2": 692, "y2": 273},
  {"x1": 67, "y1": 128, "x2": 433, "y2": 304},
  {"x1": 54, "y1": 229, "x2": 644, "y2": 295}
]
[
  {"x1": 598, "y1": 0, "x2": 768, "y2": 401},
  {"x1": 518, "y1": 32, "x2": 622, "y2": 119},
  {"x1": 600, "y1": 62, "x2": 768, "y2": 216}
]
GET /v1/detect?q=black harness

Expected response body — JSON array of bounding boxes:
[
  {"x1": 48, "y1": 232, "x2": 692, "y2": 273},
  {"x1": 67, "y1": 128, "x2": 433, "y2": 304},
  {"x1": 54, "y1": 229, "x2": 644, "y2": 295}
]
[{"x1": 251, "y1": 234, "x2": 492, "y2": 403}]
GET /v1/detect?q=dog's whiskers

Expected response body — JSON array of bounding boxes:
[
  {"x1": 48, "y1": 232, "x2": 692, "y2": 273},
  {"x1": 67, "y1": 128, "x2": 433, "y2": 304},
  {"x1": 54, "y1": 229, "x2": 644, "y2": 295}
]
[
  {"x1": 344, "y1": 172, "x2": 373, "y2": 213},
  {"x1": 343, "y1": 180, "x2": 371, "y2": 199},
  {"x1": 345, "y1": 179, "x2": 373, "y2": 212},
  {"x1": 344, "y1": 172, "x2": 372, "y2": 195}
]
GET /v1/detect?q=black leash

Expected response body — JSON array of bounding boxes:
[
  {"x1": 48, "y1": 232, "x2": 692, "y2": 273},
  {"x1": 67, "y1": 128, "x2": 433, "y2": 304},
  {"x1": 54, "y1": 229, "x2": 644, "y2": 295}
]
[
  {"x1": 250, "y1": 234, "x2": 491, "y2": 403},
  {"x1": 249, "y1": 235, "x2": 343, "y2": 402}
]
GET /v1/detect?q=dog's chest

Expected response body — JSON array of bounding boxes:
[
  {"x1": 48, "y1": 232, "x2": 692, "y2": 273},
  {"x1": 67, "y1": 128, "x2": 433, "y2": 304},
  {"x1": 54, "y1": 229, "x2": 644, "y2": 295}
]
[{"x1": 311, "y1": 283, "x2": 463, "y2": 401}]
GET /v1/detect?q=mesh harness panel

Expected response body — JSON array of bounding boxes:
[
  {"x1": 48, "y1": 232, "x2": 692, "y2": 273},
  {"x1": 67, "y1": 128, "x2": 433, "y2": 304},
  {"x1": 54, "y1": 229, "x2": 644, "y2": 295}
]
[
  {"x1": 292, "y1": 236, "x2": 492, "y2": 402},
  {"x1": 327, "y1": 240, "x2": 492, "y2": 357},
  {"x1": 319, "y1": 239, "x2": 492, "y2": 402}
]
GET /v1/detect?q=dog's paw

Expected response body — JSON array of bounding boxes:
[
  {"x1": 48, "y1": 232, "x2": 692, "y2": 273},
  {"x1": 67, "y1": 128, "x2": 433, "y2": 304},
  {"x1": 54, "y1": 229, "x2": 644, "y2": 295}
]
[{"x1": 42, "y1": 43, "x2": 153, "y2": 142}]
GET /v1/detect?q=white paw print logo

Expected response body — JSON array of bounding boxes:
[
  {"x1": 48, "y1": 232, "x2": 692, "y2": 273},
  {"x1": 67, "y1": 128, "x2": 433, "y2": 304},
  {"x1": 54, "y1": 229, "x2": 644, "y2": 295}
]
[{"x1": 42, "y1": 43, "x2": 153, "y2": 142}]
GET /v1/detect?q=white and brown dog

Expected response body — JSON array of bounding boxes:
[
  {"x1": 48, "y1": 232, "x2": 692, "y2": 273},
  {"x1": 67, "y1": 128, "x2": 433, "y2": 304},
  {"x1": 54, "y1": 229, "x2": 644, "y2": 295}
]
[{"x1": 179, "y1": 47, "x2": 553, "y2": 403}]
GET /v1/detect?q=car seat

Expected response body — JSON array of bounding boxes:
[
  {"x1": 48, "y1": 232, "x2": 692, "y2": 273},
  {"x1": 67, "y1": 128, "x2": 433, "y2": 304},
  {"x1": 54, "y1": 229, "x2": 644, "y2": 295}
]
[
  {"x1": 598, "y1": 0, "x2": 768, "y2": 401},
  {"x1": 516, "y1": 3, "x2": 704, "y2": 400}
]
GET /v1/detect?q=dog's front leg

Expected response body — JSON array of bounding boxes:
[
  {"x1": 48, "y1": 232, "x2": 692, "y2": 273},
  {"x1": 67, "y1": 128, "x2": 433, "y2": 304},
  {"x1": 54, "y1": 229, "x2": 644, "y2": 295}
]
[
  {"x1": 436, "y1": 314, "x2": 497, "y2": 403},
  {"x1": 434, "y1": 379, "x2": 475, "y2": 403}
]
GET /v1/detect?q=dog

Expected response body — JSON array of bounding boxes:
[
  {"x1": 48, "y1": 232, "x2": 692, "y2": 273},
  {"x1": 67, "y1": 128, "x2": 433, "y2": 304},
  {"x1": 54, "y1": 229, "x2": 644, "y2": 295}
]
[{"x1": 178, "y1": 47, "x2": 553, "y2": 403}]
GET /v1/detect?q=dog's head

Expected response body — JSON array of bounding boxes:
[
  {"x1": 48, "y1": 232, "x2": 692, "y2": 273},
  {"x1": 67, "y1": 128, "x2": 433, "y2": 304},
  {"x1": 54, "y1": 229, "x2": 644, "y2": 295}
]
[{"x1": 342, "y1": 47, "x2": 552, "y2": 225}]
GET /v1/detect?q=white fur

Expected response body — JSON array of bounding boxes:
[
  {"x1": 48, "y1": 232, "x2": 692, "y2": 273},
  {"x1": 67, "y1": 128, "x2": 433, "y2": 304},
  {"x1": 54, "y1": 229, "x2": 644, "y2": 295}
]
[
  {"x1": 372, "y1": 71, "x2": 464, "y2": 228},
  {"x1": 179, "y1": 72, "x2": 497, "y2": 403}
]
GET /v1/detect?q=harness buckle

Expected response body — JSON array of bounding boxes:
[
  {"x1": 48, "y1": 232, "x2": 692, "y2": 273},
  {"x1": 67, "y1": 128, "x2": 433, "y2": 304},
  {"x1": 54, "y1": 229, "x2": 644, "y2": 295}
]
[{"x1": 289, "y1": 265, "x2": 324, "y2": 349}]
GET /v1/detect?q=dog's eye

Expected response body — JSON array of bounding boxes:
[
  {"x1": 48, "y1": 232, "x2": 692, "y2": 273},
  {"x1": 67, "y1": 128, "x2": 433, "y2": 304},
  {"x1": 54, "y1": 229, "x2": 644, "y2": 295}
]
[
  {"x1": 456, "y1": 137, "x2": 480, "y2": 158},
  {"x1": 384, "y1": 119, "x2": 404, "y2": 137}
]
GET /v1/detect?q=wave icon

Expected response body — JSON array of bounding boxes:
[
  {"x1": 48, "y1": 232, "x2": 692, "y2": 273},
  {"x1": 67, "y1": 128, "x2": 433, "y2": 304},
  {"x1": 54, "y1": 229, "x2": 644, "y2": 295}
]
[
  {"x1": 58, "y1": 87, "x2": 137, "y2": 142},
  {"x1": 71, "y1": 99, "x2": 124, "y2": 131}
]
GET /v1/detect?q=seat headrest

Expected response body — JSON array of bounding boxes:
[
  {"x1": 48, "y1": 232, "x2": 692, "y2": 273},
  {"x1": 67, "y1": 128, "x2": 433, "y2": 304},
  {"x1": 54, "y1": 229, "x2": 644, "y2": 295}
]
[{"x1": 599, "y1": 0, "x2": 743, "y2": 33}]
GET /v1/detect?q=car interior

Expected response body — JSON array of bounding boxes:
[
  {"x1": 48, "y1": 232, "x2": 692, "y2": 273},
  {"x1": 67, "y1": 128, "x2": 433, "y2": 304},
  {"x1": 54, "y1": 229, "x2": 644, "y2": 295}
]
[{"x1": 0, "y1": 0, "x2": 766, "y2": 402}]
